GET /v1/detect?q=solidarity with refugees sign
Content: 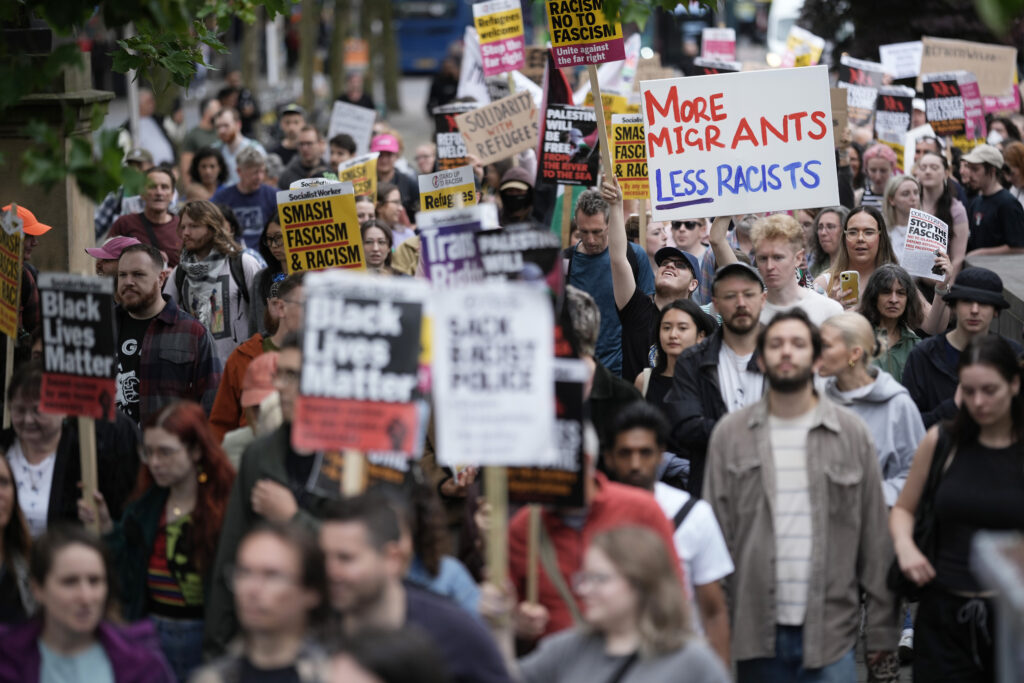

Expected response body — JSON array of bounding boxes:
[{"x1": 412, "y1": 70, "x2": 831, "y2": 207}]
[
  {"x1": 38, "y1": 274, "x2": 117, "y2": 421},
  {"x1": 455, "y1": 91, "x2": 538, "y2": 166},
  {"x1": 641, "y1": 66, "x2": 838, "y2": 222},
  {"x1": 545, "y1": 0, "x2": 624, "y2": 69},
  {"x1": 294, "y1": 272, "x2": 427, "y2": 454},
  {"x1": 277, "y1": 182, "x2": 365, "y2": 273},
  {"x1": 473, "y1": 0, "x2": 525, "y2": 77}
]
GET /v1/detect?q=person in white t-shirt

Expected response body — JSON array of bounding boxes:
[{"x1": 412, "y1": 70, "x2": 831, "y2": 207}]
[
  {"x1": 604, "y1": 401, "x2": 733, "y2": 668},
  {"x1": 751, "y1": 214, "x2": 842, "y2": 327}
]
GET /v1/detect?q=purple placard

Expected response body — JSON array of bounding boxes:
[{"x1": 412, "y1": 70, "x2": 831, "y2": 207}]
[{"x1": 420, "y1": 222, "x2": 486, "y2": 287}]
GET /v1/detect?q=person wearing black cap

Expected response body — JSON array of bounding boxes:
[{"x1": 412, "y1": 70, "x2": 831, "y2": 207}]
[
  {"x1": 902, "y1": 266, "x2": 1022, "y2": 427},
  {"x1": 497, "y1": 167, "x2": 534, "y2": 224},
  {"x1": 277, "y1": 125, "x2": 329, "y2": 189},
  {"x1": 269, "y1": 103, "x2": 306, "y2": 166},
  {"x1": 664, "y1": 261, "x2": 768, "y2": 496},
  {"x1": 959, "y1": 144, "x2": 1024, "y2": 257}
]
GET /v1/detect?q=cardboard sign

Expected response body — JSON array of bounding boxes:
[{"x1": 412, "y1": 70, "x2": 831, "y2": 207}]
[
  {"x1": 875, "y1": 85, "x2": 914, "y2": 169},
  {"x1": 830, "y1": 87, "x2": 849, "y2": 134},
  {"x1": 419, "y1": 166, "x2": 477, "y2": 213},
  {"x1": 701, "y1": 27, "x2": 736, "y2": 61},
  {"x1": 455, "y1": 90, "x2": 538, "y2": 166},
  {"x1": 0, "y1": 207, "x2": 23, "y2": 339},
  {"x1": 417, "y1": 204, "x2": 497, "y2": 287},
  {"x1": 922, "y1": 74, "x2": 966, "y2": 137},
  {"x1": 294, "y1": 272, "x2": 427, "y2": 454},
  {"x1": 539, "y1": 104, "x2": 601, "y2": 186},
  {"x1": 433, "y1": 102, "x2": 477, "y2": 170},
  {"x1": 38, "y1": 274, "x2": 117, "y2": 421},
  {"x1": 879, "y1": 41, "x2": 923, "y2": 80},
  {"x1": 522, "y1": 46, "x2": 548, "y2": 84},
  {"x1": 277, "y1": 182, "x2": 365, "y2": 274},
  {"x1": 611, "y1": 113, "x2": 648, "y2": 200},
  {"x1": 901, "y1": 209, "x2": 948, "y2": 282},
  {"x1": 633, "y1": 52, "x2": 679, "y2": 91},
  {"x1": 982, "y1": 74, "x2": 1021, "y2": 115},
  {"x1": 690, "y1": 57, "x2": 741, "y2": 76},
  {"x1": 336, "y1": 153, "x2": 378, "y2": 199},
  {"x1": 327, "y1": 101, "x2": 377, "y2": 156},
  {"x1": 839, "y1": 55, "x2": 887, "y2": 128},
  {"x1": 473, "y1": 0, "x2": 526, "y2": 77},
  {"x1": 545, "y1": 0, "x2": 625, "y2": 69},
  {"x1": 475, "y1": 223, "x2": 563, "y2": 282},
  {"x1": 433, "y1": 281, "x2": 555, "y2": 467},
  {"x1": 507, "y1": 358, "x2": 587, "y2": 506},
  {"x1": 781, "y1": 26, "x2": 825, "y2": 68},
  {"x1": 641, "y1": 66, "x2": 838, "y2": 222},
  {"x1": 919, "y1": 36, "x2": 1017, "y2": 97}
]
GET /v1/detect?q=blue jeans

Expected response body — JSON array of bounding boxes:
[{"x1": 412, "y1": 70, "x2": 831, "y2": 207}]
[
  {"x1": 737, "y1": 625, "x2": 856, "y2": 683},
  {"x1": 151, "y1": 615, "x2": 204, "y2": 683}
]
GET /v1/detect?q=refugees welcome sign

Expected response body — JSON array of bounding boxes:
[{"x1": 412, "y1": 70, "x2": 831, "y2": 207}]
[{"x1": 641, "y1": 66, "x2": 839, "y2": 222}]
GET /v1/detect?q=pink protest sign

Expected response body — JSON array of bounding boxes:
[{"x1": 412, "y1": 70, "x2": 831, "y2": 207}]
[{"x1": 473, "y1": 0, "x2": 525, "y2": 77}]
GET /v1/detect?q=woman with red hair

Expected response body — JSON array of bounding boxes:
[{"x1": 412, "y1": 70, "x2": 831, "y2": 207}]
[{"x1": 79, "y1": 401, "x2": 235, "y2": 682}]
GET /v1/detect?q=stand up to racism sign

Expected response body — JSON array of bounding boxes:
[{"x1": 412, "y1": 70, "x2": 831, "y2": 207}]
[{"x1": 640, "y1": 66, "x2": 839, "y2": 222}]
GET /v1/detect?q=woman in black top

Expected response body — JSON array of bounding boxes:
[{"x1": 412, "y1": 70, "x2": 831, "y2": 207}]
[
  {"x1": 891, "y1": 335, "x2": 1024, "y2": 681},
  {"x1": 0, "y1": 455, "x2": 33, "y2": 623},
  {"x1": 635, "y1": 299, "x2": 716, "y2": 409}
]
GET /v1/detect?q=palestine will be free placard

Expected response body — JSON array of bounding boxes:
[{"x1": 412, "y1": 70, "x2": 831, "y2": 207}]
[
  {"x1": 38, "y1": 273, "x2": 117, "y2": 421},
  {"x1": 277, "y1": 181, "x2": 366, "y2": 274}
]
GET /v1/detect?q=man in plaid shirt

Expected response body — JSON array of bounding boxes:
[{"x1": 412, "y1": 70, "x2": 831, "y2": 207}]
[{"x1": 114, "y1": 243, "x2": 222, "y2": 424}]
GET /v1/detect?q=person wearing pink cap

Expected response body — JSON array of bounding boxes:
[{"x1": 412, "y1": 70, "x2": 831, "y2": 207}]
[
  {"x1": 86, "y1": 236, "x2": 142, "y2": 277},
  {"x1": 2, "y1": 204, "x2": 52, "y2": 341},
  {"x1": 370, "y1": 133, "x2": 419, "y2": 220}
]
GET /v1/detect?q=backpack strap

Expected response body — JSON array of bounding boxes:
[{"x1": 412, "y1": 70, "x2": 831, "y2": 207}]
[
  {"x1": 174, "y1": 265, "x2": 187, "y2": 305},
  {"x1": 537, "y1": 521, "x2": 584, "y2": 626},
  {"x1": 228, "y1": 253, "x2": 251, "y2": 306},
  {"x1": 137, "y1": 212, "x2": 162, "y2": 252},
  {"x1": 673, "y1": 496, "x2": 699, "y2": 530}
]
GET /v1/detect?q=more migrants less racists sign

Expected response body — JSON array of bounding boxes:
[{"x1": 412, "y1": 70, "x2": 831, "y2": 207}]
[
  {"x1": 641, "y1": 66, "x2": 839, "y2": 222},
  {"x1": 0, "y1": 207, "x2": 22, "y2": 339},
  {"x1": 611, "y1": 113, "x2": 648, "y2": 200},
  {"x1": 473, "y1": 0, "x2": 526, "y2": 77},
  {"x1": 455, "y1": 90, "x2": 538, "y2": 167},
  {"x1": 419, "y1": 165, "x2": 477, "y2": 212},
  {"x1": 277, "y1": 182, "x2": 365, "y2": 274},
  {"x1": 545, "y1": 0, "x2": 625, "y2": 69},
  {"x1": 38, "y1": 274, "x2": 117, "y2": 421},
  {"x1": 294, "y1": 271, "x2": 427, "y2": 454}
]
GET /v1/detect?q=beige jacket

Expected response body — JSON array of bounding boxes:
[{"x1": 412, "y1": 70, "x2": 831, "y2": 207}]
[{"x1": 703, "y1": 393, "x2": 899, "y2": 668}]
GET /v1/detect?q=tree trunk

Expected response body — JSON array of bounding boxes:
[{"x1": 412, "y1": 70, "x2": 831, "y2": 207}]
[
  {"x1": 300, "y1": 0, "x2": 317, "y2": 111},
  {"x1": 378, "y1": 0, "x2": 400, "y2": 113},
  {"x1": 241, "y1": 6, "x2": 263, "y2": 92},
  {"x1": 330, "y1": 0, "x2": 350, "y2": 99}
]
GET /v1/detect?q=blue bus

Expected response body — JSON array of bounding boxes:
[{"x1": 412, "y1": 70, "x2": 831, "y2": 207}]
[{"x1": 395, "y1": 0, "x2": 474, "y2": 74}]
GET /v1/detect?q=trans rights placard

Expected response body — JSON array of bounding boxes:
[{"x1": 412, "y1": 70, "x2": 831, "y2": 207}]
[
  {"x1": 641, "y1": 66, "x2": 838, "y2": 222},
  {"x1": 38, "y1": 274, "x2": 117, "y2": 421},
  {"x1": 417, "y1": 204, "x2": 498, "y2": 287},
  {"x1": 277, "y1": 182, "x2": 365, "y2": 274}
]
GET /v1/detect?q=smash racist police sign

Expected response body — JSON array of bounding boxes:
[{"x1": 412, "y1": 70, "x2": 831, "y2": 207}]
[
  {"x1": 277, "y1": 181, "x2": 365, "y2": 274},
  {"x1": 641, "y1": 66, "x2": 839, "y2": 221}
]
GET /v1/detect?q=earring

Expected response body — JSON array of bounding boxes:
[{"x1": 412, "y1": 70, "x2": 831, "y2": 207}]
[
  {"x1": 848, "y1": 358, "x2": 856, "y2": 368},
  {"x1": 198, "y1": 465, "x2": 208, "y2": 484}
]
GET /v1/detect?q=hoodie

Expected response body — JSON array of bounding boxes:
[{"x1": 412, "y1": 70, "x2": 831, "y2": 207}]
[{"x1": 824, "y1": 367, "x2": 925, "y2": 506}]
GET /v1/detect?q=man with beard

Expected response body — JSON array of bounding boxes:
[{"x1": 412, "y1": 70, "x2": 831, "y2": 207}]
[
  {"x1": 664, "y1": 262, "x2": 766, "y2": 495},
  {"x1": 318, "y1": 494, "x2": 512, "y2": 683},
  {"x1": 704, "y1": 309, "x2": 896, "y2": 681},
  {"x1": 114, "y1": 243, "x2": 221, "y2": 424},
  {"x1": 958, "y1": 144, "x2": 1024, "y2": 256}
]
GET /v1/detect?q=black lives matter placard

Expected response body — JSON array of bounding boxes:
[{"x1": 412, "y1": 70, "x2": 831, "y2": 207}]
[
  {"x1": 294, "y1": 271, "x2": 426, "y2": 455},
  {"x1": 539, "y1": 104, "x2": 600, "y2": 186},
  {"x1": 38, "y1": 274, "x2": 117, "y2": 421}
]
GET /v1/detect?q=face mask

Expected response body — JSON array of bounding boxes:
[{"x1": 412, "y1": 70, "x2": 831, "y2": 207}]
[
  {"x1": 987, "y1": 130, "x2": 1005, "y2": 146},
  {"x1": 501, "y1": 191, "x2": 532, "y2": 217}
]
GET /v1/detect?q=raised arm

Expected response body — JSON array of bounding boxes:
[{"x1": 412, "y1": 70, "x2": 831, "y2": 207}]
[
  {"x1": 602, "y1": 177, "x2": 635, "y2": 311},
  {"x1": 708, "y1": 215, "x2": 737, "y2": 269}
]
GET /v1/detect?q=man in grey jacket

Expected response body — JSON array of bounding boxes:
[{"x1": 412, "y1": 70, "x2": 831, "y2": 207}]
[{"x1": 704, "y1": 308, "x2": 897, "y2": 680}]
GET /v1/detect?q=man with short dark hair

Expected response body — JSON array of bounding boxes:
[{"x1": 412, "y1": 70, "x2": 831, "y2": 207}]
[
  {"x1": 565, "y1": 188, "x2": 655, "y2": 376},
  {"x1": 270, "y1": 103, "x2": 306, "y2": 166},
  {"x1": 114, "y1": 243, "x2": 221, "y2": 424},
  {"x1": 212, "y1": 108, "x2": 266, "y2": 185},
  {"x1": 605, "y1": 401, "x2": 733, "y2": 667},
  {"x1": 109, "y1": 166, "x2": 183, "y2": 267},
  {"x1": 278, "y1": 125, "x2": 329, "y2": 189},
  {"x1": 705, "y1": 309, "x2": 897, "y2": 680},
  {"x1": 329, "y1": 133, "x2": 356, "y2": 170},
  {"x1": 959, "y1": 144, "x2": 1024, "y2": 256},
  {"x1": 212, "y1": 146, "x2": 277, "y2": 250},
  {"x1": 319, "y1": 494, "x2": 512, "y2": 683}
]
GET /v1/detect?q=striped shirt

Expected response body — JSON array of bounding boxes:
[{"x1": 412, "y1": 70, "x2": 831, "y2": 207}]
[
  {"x1": 769, "y1": 411, "x2": 815, "y2": 625},
  {"x1": 147, "y1": 513, "x2": 204, "y2": 618}
]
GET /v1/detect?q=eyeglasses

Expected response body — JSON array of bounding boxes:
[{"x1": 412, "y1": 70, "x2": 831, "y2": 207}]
[
  {"x1": 660, "y1": 258, "x2": 688, "y2": 270},
  {"x1": 139, "y1": 444, "x2": 184, "y2": 463},
  {"x1": 264, "y1": 235, "x2": 284, "y2": 247},
  {"x1": 571, "y1": 571, "x2": 617, "y2": 592},
  {"x1": 845, "y1": 229, "x2": 878, "y2": 239}
]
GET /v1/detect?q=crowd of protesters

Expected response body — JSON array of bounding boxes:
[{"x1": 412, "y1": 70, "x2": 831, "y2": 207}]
[{"x1": 2, "y1": 26, "x2": 1024, "y2": 683}]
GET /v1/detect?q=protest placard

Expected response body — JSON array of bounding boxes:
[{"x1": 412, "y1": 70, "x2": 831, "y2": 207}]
[
  {"x1": 539, "y1": 104, "x2": 600, "y2": 185},
  {"x1": 690, "y1": 57, "x2": 742, "y2": 76},
  {"x1": 475, "y1": 222, "x2": 563, "y2": 282},
  {"x1": 701, "y1": 27, "x2": 736, "y2": 61},
  {"x1": 981, "y1": 72, "x2": 1020, "y2": 115},
  {"x1": 781, "y1": 26, "x2": 825, "y2": 68},
  {"x1": 327, "y1": 101, "x2": 377, "y2": 155},
  {"x1": 433, "y1": 102, "x2": 476, "y2": 170},
  {"x1": 919, "y1": 36, "x2": 1017, "y2": 97},
  {"x1": 611, "y1": 113, "x2": 648, "y2": 200},
  {"x1": 839, "y1": 55, "x2": 887, "y2": 128},
  {"x1": 433, "y1": 281, "x2": 555, "y2": 467},
  {"x1": 901, "y1": 209, "x2": 948, "y2": 282},
  {"x1": 641, "y1": 66, "x2": 838, "y2": 222},
  {"x1": 954, "y1": 71, "x2": 987, "y2": 141},
  {"x1": 522, "y1": 46, "x2": 548, "y2": 84},
  {"x1": 473, "y1": 0, "x2": 525, "y2": 77},
  {"x1": 507, "y1": 358, "x2": 587, "y2": 506},
  {"x1": 294, "y1": 272, "x2": 427, "y2": 454},
  {"x1": 457, "y1": 26, "x2": 490, "y2": 104},
  {"x1": 922, "y1": 74, "x2": 966, "y2": 137},
  {"x1": 289, "y1": 178, "x2": 333, "y2": 189},
  {"x1": 455, "y1": 90, "x2": 538, "y2": 166},
  {"x1": 307, "y1": 449, "x2": 420, "y2": 499},
  {"x1": 417, "y1": 204, "x2": 497, "y2": 287},
  {"x1": 545, "y1": 0, "x2": 624, "y2": 69},
  {"x1": 277, "y1": 181, "x2": 365, "y2": 273},
  {"x1": 633, "y1": 52, "x2": 679, "y2": 91},
  {"x1": 879, "y1": 41, "x2": 923, "y2": 80},
  {"x1": 875, "y1": 85, "x2": 914, "y2": 169},
  {"x1": 37, "y1": 274, "x2": 117, "y2": 421},
  {"x1": 336, "y1": 153, "x2": 378, "y2": 198},
  {"x1": 0, "y1": 207, "x2": 23, "y2": 340},
  {"x1": 830, "y1": 87, "x2": 849, "y2": 134},
  {"x1": 419, "y1": 166, "x2": 477, "y2": 212}
]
